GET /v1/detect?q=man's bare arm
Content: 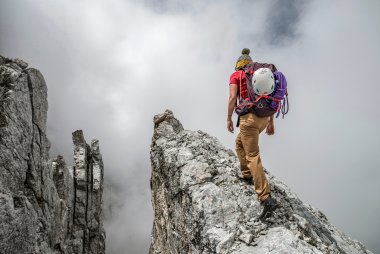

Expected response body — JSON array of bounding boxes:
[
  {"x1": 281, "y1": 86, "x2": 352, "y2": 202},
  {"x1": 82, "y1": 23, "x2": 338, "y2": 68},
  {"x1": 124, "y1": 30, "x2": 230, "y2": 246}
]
[{"x1": 227, "y1": 84, "x2": 238, "y2": 133}]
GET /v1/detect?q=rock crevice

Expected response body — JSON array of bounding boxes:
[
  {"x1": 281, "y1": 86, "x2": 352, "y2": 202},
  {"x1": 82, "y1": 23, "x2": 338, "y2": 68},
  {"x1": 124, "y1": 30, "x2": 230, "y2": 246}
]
[
  {"x1": 150, "y1": 110, "x2": 372, "y2": 254},
  {"x1": 0, "y1": 55, "x2": 105, "y2": 254}
]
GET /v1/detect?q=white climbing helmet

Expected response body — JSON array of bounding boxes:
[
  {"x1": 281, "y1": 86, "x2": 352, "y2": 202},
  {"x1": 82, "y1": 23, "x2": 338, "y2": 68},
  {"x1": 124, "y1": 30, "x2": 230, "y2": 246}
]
[{"x1": 252, "y1": 68, "x2": 275, "y2": 95}]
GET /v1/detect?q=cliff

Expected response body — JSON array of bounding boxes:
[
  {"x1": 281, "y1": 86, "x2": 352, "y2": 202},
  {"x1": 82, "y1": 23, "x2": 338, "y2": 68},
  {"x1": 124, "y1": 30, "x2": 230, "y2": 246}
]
[
  {"x1": 150, "y1": 110, "x2": 372, "y2": 254},
  {"x1": 0, "y1": 56, "x2": 105, "y2": 254}
]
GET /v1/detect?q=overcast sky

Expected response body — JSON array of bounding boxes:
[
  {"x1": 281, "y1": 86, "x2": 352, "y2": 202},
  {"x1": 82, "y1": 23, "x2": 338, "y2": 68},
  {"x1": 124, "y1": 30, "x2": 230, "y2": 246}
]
[{"x1": 1, "y1": 0, "x2": 380, "y2": 253}]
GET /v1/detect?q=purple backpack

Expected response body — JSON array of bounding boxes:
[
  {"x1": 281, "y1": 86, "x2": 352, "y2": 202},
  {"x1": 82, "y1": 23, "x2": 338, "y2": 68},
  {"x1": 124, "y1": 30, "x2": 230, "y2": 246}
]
[
  {"x1": 271, "y1": 71, "x2": 289, "y2": 118},
  {"x1": 235, "y1": 64, "x2": 289, "y2": 120}
]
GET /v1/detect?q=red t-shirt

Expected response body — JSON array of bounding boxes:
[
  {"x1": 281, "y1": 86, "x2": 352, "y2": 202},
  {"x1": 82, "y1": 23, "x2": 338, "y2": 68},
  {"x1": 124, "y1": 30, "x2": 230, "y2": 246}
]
[{"x1": 229, "y1": 70, "x2": 248, "y2": 101}]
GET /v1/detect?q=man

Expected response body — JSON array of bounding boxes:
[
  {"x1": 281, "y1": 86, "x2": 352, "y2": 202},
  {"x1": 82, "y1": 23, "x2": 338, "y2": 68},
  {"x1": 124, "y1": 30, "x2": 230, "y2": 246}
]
[{"x1": 227, "y1": 48, "x2": 278, "y2": 220}]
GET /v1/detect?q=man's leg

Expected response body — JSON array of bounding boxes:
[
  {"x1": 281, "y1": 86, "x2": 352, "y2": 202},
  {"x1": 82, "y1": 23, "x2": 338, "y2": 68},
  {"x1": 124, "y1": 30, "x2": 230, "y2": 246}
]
[
  {"x1": 239, "y1": 113, "x2": 270, "y2": 202},
  {"x1": 235, "y1": 133, "x2": 251, "y2": 179}
]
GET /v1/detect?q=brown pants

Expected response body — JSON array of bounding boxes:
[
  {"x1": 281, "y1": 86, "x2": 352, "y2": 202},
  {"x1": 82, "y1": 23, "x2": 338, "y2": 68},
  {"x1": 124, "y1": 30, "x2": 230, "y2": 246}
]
[{"x1": 236, "y1": 113, "x2": 270, "y2": 201}]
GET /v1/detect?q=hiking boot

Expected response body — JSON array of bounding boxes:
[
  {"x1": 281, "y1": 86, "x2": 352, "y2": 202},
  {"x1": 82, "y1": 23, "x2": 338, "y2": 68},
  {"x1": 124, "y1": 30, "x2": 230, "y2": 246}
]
[
  {"x1": 259, "y1": 197, "x2": 278, "y2": 220},
  {"x1": 240, "y1": 176, "x2": 253, "y2": 185}
]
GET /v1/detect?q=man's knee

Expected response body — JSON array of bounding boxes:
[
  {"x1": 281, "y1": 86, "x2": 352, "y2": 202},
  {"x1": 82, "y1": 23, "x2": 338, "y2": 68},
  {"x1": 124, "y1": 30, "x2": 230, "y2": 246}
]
[
  {"x1": 235, "y1": 136, "x2": 242, "y2": 146},
  {"x1": 236, "y1": 145, "x2": 245, "y2": 158},
  {"x1": 235, "y1": 139, "x2": 245, "y2": 154}
]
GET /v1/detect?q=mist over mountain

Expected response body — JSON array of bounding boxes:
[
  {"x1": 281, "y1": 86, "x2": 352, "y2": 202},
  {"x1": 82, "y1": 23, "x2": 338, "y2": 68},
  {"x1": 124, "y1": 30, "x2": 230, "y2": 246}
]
[{"x1": 1, "y1": 1, "x2": 379, "y2": 253}]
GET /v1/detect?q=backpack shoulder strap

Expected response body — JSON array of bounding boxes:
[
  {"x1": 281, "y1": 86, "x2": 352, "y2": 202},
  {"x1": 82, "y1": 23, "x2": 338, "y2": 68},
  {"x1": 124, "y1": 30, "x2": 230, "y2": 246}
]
[{"x1": 239, "y1": 70, "x2": 243, "y2": 100}]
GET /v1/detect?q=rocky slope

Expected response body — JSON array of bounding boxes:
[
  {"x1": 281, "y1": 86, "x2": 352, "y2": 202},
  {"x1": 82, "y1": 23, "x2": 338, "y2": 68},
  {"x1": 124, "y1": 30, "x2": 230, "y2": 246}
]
[
  {"x1": 0, "y1": 56, "x2": 105, "y2": 254},
  {"x1": 150, "y1": 110, "x2": 372, "y2": 254}
]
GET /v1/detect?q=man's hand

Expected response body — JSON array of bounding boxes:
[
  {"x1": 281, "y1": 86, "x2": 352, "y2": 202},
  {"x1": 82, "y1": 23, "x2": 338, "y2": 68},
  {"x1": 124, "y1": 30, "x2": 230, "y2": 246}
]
[
  {"x1": 266, "y1": 121, "x2": 275, "y2": 135},
  {"x1": 227, "y1": 119, "x2": 234, "y2": 133}
]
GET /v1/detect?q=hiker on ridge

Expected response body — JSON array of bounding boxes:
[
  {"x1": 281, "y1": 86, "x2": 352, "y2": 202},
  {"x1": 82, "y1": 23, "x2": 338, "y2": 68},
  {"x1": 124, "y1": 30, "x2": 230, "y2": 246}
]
[{"x1": 227, "y1": 48, "x2": 279, "y2": 220}]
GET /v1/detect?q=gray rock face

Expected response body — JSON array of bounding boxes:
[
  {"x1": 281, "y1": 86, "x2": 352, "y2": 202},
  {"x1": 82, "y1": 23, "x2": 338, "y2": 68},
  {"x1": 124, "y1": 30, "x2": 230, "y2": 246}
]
[
  {"x1": 150, "y1": 110, "x2": 372, "y2": 254},
  {"x1": 0, "y1": 55, "x2": 105, "y2": 254}
]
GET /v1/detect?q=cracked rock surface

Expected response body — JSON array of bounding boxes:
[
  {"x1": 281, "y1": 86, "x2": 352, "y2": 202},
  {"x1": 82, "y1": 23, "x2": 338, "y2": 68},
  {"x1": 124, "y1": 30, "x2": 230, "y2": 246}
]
[
  {"x1": 0, "y1": 55, "x2": 105, "y2": 254},
  {"x1": 149, "y1": 110, "x2": 372, "y2": 254}
]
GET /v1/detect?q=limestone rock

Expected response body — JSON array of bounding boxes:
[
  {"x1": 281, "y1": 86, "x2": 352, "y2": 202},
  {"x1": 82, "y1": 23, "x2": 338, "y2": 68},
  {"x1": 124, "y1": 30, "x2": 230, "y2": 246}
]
[
  {"x1": 150, "y1": 110, "x2": 372, "y2": 254},
  {"x1": 238, "y1": 233, "x2": 253, "y2": 244},
  {"x1": 0, "y1": 55, "x2": 105, "y2": 254}
]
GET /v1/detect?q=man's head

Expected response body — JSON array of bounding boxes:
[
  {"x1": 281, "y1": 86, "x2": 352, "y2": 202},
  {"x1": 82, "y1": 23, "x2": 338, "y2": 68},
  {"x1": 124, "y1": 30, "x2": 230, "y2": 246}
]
[{"x1": 235, "y1": 48, "x2": 252, "y2": 70}]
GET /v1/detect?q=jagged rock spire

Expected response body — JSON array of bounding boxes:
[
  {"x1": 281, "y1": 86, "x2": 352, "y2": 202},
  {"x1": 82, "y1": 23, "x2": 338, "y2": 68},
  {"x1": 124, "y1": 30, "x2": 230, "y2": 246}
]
[
  {"x1": 0, "y1": 55, "x2": 105, "y2": 253},
  {"x1": 150, "y1": 110, "x2": 372, "y2": 254}
]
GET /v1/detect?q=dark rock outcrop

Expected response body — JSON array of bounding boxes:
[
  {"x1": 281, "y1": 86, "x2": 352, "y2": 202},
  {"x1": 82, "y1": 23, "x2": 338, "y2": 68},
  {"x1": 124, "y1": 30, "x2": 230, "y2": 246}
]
[
  {"x1": 150, "y1": 110, "x2": 372, "y2": 254},
  {"x1": 0, "y1": 56, "x2": 105, "y2": 254}
]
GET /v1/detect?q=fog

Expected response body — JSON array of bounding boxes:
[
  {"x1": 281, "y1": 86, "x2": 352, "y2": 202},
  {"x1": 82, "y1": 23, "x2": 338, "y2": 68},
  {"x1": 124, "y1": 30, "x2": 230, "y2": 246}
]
[{"x1": 1, "y1": 0, "x2": 379, "y2": 253}]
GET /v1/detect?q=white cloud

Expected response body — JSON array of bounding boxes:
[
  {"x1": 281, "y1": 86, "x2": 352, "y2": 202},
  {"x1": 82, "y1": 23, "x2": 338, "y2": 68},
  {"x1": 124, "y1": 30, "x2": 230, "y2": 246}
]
[{"x1": 1, "y1": 0, "x2": 379, "y2": 253}]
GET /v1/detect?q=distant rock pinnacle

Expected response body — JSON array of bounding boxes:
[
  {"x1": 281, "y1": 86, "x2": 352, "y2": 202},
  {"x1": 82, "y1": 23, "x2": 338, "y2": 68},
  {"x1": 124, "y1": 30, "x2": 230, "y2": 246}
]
[
  {"x1": 149, "y1": 110, "x2": 372, "y2": 254},
  {"x1": 0, "y1": 55, "x2": 105, "y2": 254}
]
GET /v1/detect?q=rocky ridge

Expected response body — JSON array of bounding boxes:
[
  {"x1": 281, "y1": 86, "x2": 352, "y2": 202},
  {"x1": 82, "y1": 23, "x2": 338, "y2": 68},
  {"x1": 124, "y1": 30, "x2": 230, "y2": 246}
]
[
  {"x1": 0, "y1": 56, "x2": 105, "y2": 253},
  {"x1": 150, "y1": 110, "x2": 372, "y2": 254}
]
